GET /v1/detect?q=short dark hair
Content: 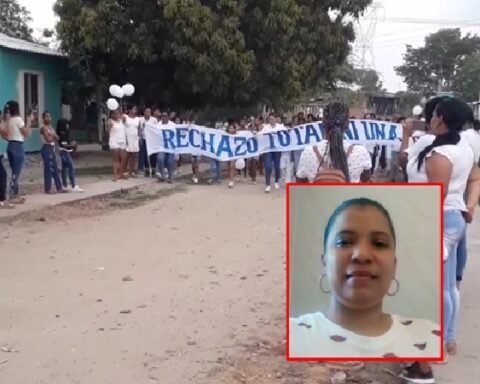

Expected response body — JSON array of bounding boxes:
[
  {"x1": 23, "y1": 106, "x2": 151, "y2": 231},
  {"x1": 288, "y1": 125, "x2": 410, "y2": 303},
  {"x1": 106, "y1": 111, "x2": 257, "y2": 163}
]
[
  {"x1": 324, "y1": 198, "x2": 397, "y2": 252},
  {"x1": 42, "y1": 111, "x2": 51, "y2": 119},
  {"x1": 4, "y1": 100, "x2": 20, "y2": 116}
]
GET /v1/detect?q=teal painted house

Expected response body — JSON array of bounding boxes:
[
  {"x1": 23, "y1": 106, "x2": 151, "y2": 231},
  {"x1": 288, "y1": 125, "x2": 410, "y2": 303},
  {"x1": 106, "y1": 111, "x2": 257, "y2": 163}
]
[{"x1": 0, "y1": 33, "x2": 71, "y2": 153}]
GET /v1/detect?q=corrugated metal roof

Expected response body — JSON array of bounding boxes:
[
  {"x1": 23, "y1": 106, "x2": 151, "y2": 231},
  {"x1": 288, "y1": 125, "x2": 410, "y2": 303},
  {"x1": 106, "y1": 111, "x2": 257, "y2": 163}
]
[{"x1": 0, "y1": 33, "x2": 65, "y2": 58}]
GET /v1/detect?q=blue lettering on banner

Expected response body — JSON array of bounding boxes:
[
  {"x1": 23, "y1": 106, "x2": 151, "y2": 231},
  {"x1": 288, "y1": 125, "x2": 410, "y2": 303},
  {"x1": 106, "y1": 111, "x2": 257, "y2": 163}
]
[
  {"x1": 246, "y1": 137, "x2": 258, "y2": 153},
  {"x1": 292, "y1": 127, "x2": 305, "y2": 145},
  {"x1": 389, "y1": 125, "x2": 398, "y2": 140},
  {"x1": 305, "y1": 124, "x2": 321, "y2": 145},
  {"x1": 345, "y1": 122, "x2": 360, "y2": 141},
  {"x1": 162, "y1": 129, "x2": 175, "y2": 149},
  {"x1": 277, "y1": 130, "x2": 291, "y2": 147},
  {"x1": 266, "y1": 133, "x2": 276, "y2": 149},
  {"x1": 189, "y1": 129, "x2": 200, "y2": 148},
  {"x1": 360, "y1": 121, "x2": 370, "y2": 140},
  {"x1": 216, "y1": 135, "x2": 234, "y2": 158},
  {"x1": 375, "y1": 123, "x2": 386, "y2": 140},
  {"x1": 234, "y1": 136, "x2": 247, "y2": 157},
  {"x1": 176, "y1": 128, "x2": 189, "y2": 148},
  {"x1": 200, "y1": 131, "x2": 216, "y2": 153}
]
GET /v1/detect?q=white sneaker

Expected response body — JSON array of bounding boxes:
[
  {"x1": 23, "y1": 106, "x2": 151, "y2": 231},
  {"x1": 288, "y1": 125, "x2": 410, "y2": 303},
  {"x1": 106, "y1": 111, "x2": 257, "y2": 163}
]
[
  {"x1": 72, "y1": 186, "x2": 84, "y2": 192},
  {"x1": 192, "y1": 177, "x2": 199, "y2": 184},
  {"x1": 228, "y1": 181, "x2": 234, "y2": 188},
  {"x1": 265, "y1": 186, "x2": 271, "y2": 193},
  {"x1": 275, "y1": 183, "x2": 280, "y2": 190}
]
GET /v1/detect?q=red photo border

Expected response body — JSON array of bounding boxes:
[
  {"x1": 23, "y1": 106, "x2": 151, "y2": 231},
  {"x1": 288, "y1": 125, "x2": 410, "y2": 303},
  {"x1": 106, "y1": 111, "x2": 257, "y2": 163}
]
[{"x1": 285, "y1": 182, "x2": 444, "y2": 362}]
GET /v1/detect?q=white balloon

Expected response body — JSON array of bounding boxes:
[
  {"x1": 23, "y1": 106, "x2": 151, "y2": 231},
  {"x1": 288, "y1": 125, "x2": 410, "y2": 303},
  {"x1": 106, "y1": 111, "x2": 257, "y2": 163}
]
[
  {"x1": 109, "y1": 84, "x2": 122, "y2": 98},
  {"x1": 106, "y1": 98, "x2": 119, "y2": 111},
  {"x1": 412, "y1": 105, "x2": 423, "y2": 116},
  {"x1": 235, "y1": 159, "x2": 246, "y2": 170},
  {"x1": 122, "y1": 83, "x2": 135, "y2": 96}
]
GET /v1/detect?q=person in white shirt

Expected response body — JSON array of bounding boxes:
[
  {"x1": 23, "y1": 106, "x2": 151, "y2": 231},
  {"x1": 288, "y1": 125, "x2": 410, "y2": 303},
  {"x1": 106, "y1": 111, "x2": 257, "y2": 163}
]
[
  {"x1": 157, "y1": 111, "x2": 176, "y2": 183},
  {"x1": 123, "y1": 105, "x2": 141, "y2": 178},
  {"x1": 399, "y1": 97, "x2": 480, "y2": 381},
  {"x1": 290, "y1": 198, "x2": 440, "y2": 364},
  {"x1": 0, "y1": 112, "x2": 14, "y2": 208},
  {"x1": 139, "y1": 107, "x2": 157, "y2": 177},
  {"x1": 107, "y1": 109, "x2": 127, "y2": 181},
  {"x1": 260, "y1": 113, "x2": 284, "y2": 193},
  {"x1": 296, "y1": 102, "x2": 372, "y2": 183},
  {"x1": 2, "y1": 100, "x2": 34, "y2": 203}
]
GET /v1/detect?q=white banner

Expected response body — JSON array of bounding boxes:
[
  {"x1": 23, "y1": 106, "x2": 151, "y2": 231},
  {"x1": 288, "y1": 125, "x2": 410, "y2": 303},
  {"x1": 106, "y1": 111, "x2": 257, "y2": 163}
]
[{"x1": 145, "y1": 120, "x2": 403, "y2": 161}]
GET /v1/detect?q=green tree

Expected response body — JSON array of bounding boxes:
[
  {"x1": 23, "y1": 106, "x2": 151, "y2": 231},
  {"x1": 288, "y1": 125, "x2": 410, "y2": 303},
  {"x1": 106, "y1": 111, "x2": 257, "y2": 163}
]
[
  {"x1": 0, "y1": 0, "x2": 33, "y2": 41},
  {"x1": 54, "y1": 0, "x2": 372, "y2": 110},
  {"x1": 395, "y1": 28, "x2": 480, "y2": 93},
  {"x1": 453, "y1": 52, "x2": 480, "y2": 102}
]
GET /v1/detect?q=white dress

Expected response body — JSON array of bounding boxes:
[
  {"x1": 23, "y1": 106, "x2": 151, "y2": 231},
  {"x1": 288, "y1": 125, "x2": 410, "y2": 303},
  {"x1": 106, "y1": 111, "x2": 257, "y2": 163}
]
[
  {"x1": 124, "y1": 116, "x2": 140, "y2": 153},
  {"x1": 108, "y1": 120, "x2": 126, "y2": 150},
  {"x1": 289, "y1": 312, "x2": 440, "y2": 358}
]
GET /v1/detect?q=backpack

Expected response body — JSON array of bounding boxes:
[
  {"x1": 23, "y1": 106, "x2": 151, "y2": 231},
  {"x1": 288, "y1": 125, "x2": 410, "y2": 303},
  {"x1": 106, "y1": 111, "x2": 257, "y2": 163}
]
[{"x1": 312, "y1": 144, "x2": 355, "y2": 183}]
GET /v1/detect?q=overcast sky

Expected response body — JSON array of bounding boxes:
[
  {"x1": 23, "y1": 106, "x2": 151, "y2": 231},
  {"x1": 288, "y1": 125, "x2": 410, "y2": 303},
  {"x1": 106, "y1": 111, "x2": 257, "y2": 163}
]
[{"x1": 18, "y1": 0, "x2": 480, "y2": 92}]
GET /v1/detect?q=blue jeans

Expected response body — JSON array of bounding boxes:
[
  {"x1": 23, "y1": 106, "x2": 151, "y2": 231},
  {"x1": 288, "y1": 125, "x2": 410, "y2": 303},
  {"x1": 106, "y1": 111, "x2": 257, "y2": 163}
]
[
  {"x1": 157, "y1": 152, "x2": 175, "y2": 180},
  {"x1": 41, "y1": 144, "x2": 62, "y2": 193},
  {"x1": 444, "y1": 210, "x2": 466, "y2": 343},
  {"x1": 138, "y1": 139, "x2": 149, "y2": 171},
  {"x1": 210, "y1": 159, "x2": 221, "y2": 182},
  {"x1": 60, "y1": 151, "x2": 76, "y2": 188},
  {"x1": 264, "y1": 151, "x2": 281, "y2": 186},
  {"x1": 7, "y1": 141, "x2": 25, "y2": 197},
  {"x1": 456, "y1": 230, "x2": 467, "y2": 282}
]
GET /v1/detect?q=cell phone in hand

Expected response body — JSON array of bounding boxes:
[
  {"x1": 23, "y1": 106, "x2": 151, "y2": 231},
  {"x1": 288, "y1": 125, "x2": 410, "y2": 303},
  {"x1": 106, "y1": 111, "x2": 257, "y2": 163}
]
[{"x1": 412, "y1": 120, "x2": 427, "y2": 131}]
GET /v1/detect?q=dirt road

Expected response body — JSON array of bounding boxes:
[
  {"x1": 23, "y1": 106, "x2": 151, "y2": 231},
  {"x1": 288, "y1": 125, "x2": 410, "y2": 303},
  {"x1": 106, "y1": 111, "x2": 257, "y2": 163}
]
[
  {"x1": 1, "y1": 178, "x2": 478, "y2": 384},
  {"x1": 0, "y1": 182, "x2": 288, "y2": 383}
]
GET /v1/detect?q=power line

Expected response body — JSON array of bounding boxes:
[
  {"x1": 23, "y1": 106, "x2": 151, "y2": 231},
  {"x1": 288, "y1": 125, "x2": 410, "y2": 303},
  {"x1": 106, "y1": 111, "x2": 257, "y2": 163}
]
[{"x1": 381, "y1": 17, "x2": 480, "y2": 27}]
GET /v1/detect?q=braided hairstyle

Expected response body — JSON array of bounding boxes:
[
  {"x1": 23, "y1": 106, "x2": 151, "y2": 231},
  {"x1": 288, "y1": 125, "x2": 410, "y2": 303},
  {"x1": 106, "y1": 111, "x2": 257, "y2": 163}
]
[
  {"x1": 417, "y1": 98, "x2": 472, "y2": 171},
  {"x1": 323, "y1": 102, "x2": 350, "y2": 182}
]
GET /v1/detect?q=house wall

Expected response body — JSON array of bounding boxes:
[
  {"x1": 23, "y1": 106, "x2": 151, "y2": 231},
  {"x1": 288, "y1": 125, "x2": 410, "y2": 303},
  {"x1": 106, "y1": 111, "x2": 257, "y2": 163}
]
[{"x1": 0, "y1": 47, "x2": 69, "y2": 153}]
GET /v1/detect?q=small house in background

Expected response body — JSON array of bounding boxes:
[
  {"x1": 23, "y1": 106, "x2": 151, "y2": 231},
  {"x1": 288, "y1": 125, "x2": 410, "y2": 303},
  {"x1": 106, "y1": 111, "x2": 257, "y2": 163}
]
[{"x1": 0, "y1": 33, "x2": 71, "y2": 153}]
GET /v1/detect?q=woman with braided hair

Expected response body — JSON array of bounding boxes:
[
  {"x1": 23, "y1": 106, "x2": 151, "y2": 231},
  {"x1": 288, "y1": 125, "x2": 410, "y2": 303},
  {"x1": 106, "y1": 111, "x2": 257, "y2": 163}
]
[{"x1": 296, "y1": 102, "x2": 372, "y2": 183}]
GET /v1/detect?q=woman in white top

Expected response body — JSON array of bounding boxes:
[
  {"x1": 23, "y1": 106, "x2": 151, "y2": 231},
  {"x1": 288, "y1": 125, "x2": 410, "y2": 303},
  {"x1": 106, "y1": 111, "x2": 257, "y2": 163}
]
[
  {"x1": 107, "y1": 109, "x2": 127, "y2": 181},
  {"x1": 2, "y1": 101, "x2": 34, "y2": 203},
  {"x1": 260, "y1": 114, "x2": 283, "y2": 193},
  {"x1": 296, "y1": 102, "x2": 372, "y2": 183},
  {"x1": 290, "y1": 198, "x2": 440, "y2": 364},
  {"x1": 0, "y1": 112, "x2": 14, "y2": 208},
  {"x1": 399, "y1": 97, "x2": 480, "y2": 380},
  {"x1": 123, "y1": 105, "x2": 140, "y2": 178}
]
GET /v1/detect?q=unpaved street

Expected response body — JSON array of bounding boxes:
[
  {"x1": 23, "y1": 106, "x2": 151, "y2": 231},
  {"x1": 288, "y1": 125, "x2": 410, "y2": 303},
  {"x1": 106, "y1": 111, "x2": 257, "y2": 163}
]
[
  {"x1": 0, "y1": 182, "x2": 287, "y2": 383},
  {"x1": 1, "y1": 178, "x2": 478, "y2": 384}
]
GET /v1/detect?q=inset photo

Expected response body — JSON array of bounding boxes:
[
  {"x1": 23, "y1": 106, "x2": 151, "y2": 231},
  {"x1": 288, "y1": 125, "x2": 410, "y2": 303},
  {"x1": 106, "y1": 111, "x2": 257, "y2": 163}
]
[{"x1": 287, "y1": 184, "x2": 442, "y2": 361}]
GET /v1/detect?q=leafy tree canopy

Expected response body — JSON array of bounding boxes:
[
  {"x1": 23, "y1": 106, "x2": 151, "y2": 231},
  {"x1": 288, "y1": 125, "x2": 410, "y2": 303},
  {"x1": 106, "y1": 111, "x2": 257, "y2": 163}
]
[
  {"x1": 395, "y1": 28, "x2": 480, "y2": 94},
  {"x1": 54, "y1": 0, "x2": 372, "y2": 110},
  {"x1": 0, "y1": 0, "x2": 33, "y2": 41}
]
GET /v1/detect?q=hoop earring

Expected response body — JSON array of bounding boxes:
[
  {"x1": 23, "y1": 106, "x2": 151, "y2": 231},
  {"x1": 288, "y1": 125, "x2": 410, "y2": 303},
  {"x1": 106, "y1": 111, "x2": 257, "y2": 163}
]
[
  {"x1": 387, "y1": 278, "x2": 400, "y2": 296},
  {"x1": 319, "y1": 274, "x2": 331, "y2": 294}
]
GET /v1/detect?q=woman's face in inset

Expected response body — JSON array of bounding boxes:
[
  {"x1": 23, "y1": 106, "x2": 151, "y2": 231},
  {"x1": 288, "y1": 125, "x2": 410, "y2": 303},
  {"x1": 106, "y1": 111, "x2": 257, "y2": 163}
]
[{"x1": 323, "y1": 206, "x2": 396, "y2": 311}]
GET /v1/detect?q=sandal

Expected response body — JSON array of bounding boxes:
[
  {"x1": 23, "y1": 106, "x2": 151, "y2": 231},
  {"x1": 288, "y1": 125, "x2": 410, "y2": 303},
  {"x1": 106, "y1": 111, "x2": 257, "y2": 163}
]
[
  {"x1": 446, "y1": 341, "x2": 458, "y2": 355},
  {"x1": 0, "y1": 201, "x2": 15, "y2": 209}
]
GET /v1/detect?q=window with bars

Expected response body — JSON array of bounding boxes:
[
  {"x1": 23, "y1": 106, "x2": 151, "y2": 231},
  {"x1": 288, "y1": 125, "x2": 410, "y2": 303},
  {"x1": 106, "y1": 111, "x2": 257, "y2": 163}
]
[{"x1": 24, "y1": 73, "x2": 39, "y2": 128}]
